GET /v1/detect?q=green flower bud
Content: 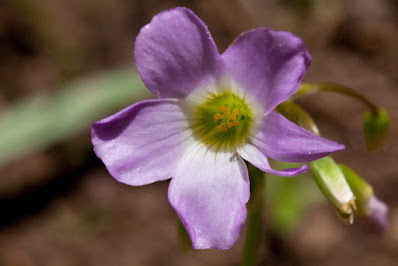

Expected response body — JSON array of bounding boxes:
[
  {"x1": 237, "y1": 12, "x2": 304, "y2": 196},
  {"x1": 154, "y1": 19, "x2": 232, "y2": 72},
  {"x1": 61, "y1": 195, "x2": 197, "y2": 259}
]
[
  {"x1": 338, "y1": 164, "x2": 373, "y2": 216},
  {"x1": 276, "y1": 101, "x2": 320, "y2": 135},
  {"x1": 310, "y1": 157, "x2": 356, "y2": 224},
  {"x1": 363, "y1": 108, "x2": 389, "y2": 150},
  {"x1": 338, "y1": 164, "x2": 389, "y2": 233}
]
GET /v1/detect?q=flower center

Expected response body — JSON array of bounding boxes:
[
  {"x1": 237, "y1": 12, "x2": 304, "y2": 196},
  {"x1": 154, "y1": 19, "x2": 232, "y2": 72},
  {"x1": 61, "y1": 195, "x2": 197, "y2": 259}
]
[
  {"x1": 213, "y1": 105, "x2": 241, "y2": 132},
  {"x1": 192, "y1": 91, "x2": 253, "y2": 150}
]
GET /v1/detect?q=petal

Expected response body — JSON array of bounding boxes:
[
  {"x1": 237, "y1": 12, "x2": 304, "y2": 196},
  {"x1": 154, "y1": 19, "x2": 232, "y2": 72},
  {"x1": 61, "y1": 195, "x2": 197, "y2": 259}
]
[
  {"x1": 251, "y1": 111, "x2": 345, "y2": 163},
  {"x1": 222, "y1": 28, "x2": 311, "y2": 114},
  {"x1": 135, "y1": 7, "x2": 226, "y2": 99},
  {"x1": 360, "y1": 196, "x2": 389, "y2": 234},
  {"x1": 168, "y1": 146, "x2": 250, "y2": 249},
  {"x1": 91, "y1": 99, "x2": 191, "y2": 186},
  {"x1": 238, "y1": 143, "x2": 308, "y2": 177}
]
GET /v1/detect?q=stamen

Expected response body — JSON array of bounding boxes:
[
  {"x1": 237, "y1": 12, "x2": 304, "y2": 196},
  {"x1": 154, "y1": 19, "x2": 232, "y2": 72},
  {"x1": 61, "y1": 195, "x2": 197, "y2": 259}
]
[
  {"x1": 193, "y1": 90, "x2": 253, "y2": 150},
  {"x1": 214, "y1": 113, "x2": 222, "y2": 121},
  {"x1": 214, "y1": 106, "x2": 242, "y2": 131},
  {"x1": 230, "y1": 108, "x2": 239, "y2": 120},
  {"x1": 219, "y1": 106, "x2": 229, "y2": 114}
]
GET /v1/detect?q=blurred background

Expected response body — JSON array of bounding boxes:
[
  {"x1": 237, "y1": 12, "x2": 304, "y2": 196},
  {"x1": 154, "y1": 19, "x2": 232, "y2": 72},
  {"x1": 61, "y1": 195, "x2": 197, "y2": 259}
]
[{"x1": 0, "y1": 0, "x2": 397, "y2": 265}]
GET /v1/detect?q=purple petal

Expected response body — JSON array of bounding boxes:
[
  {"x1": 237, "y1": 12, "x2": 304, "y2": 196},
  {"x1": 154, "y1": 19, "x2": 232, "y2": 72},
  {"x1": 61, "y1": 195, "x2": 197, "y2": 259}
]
[
  {"x1": 251, "y1": 111, "x2": 345, "y2": 163},
  {"x1": 222, "y1": 28, "x2": 311, "y2": 114},
  {"x1": 238, "y1": 143, "x2": 308, "y2": 177},
  {"x1": 168, "y1": 147, "x2": 250, "y2": 249},
  {"x1": 135, "y1": 7, "x2": 226, "y2": 99},
  {"x1": 91, "y1": 99, "x2": 190, "y2": 186},
  {"x1": 360, "y1": 196, "x2": 389, "y2": 234}
]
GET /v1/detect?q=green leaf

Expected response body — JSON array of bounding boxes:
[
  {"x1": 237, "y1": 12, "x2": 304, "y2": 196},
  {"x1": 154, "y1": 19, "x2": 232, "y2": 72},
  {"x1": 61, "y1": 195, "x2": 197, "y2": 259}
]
[
  {"x1": 267, "y1": 161, "x2": 322, "y2": 235},
  {"x1": 0, "y1": 68, "x2": 151, "y2": 166}
]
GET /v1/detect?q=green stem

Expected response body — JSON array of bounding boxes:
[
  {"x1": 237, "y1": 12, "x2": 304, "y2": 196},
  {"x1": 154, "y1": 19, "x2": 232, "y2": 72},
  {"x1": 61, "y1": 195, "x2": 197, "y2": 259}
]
[
  {"x1": 241, "y1": 165, "x2": 265, "y2": 266},
  {"x1": 177, "y1": 218, "x2": 192, "y2": 252},
  {"x1": 294, "y1": 83, "x2": 379, "y2": 116}
]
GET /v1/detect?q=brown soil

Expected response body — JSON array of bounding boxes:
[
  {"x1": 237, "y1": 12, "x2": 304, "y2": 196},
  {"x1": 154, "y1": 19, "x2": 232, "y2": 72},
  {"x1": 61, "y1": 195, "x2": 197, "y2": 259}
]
[{"x1": 0, "y1": 0, "x2": 397, "y2": 265}]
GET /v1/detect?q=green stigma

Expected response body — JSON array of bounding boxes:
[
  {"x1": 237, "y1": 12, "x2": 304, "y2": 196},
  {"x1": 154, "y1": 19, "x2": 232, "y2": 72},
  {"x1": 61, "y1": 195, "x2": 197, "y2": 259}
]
[{"x1": 192, "y1": 91, "x2": 253, "y2": 150}]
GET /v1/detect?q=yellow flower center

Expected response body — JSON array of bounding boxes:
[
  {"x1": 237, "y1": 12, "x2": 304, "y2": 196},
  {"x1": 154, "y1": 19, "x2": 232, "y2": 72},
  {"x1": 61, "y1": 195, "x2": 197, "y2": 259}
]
[
  {"x1": 192, "y1": 91, "x2": 253, "y2": 150},
  {"x1": 213, "y1": 106, "x2": 240, "y2": 132}
]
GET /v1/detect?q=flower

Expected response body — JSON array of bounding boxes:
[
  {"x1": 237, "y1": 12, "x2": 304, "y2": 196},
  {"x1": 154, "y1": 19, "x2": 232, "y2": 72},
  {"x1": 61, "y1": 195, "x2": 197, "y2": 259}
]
[
  {"x1": 359, "y1": 195, "x2": 389, "y2": 234},
  {"x1": 338, "y1": 164, "x2": 389, "y2": 233},
  {"x1": 310, "y1": 157, "x2": 356, "y2": 225},
  {"x1": 91, "y1": 7, "x2": 345, "y2": 249}
]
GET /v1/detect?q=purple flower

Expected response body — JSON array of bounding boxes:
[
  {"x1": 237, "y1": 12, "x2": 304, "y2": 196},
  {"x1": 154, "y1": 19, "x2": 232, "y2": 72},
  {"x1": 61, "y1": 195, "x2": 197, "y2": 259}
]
[
  {"x1": 360, "y1": 195, "x2": 389, "y2": 234},
  {"x1": 91, "y1": 7, "x2": 344, "y2": 249}
]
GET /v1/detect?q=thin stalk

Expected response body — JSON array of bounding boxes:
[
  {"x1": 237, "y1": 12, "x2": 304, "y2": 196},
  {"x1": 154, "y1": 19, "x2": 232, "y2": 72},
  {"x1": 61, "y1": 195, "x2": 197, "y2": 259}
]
[
  {"x1": 177, "y1": 218, "x2": 192, "y2": 252},
  {"x1": 241, "y1": 165, "x2": 265, "y2": 266},
  {"x1": 294, "y1": 83, "x2": 379, "y2": 116}
]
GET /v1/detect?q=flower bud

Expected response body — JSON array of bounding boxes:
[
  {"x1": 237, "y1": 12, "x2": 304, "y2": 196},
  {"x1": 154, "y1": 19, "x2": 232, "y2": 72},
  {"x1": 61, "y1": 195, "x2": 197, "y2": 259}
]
[
  {"x1": 309, "y1": 157, "x2": 356, "y2": 224},
  {"x1": 276, "y1": 101, "x2": 320, "y2": 136},
  {"x1": 363, "y1": 108, "x2": 389, "y2": 150},
  {"x1": 339, "y1": 164, "x2": 389, "y2": 233},
  {"x1": 362, "y1": 196, "x2": 389, "y2": 234}
]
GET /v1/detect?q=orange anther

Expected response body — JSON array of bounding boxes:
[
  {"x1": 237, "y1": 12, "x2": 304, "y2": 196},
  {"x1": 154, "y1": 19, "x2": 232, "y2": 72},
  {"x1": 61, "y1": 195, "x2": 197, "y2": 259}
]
[
  {"x1": 227, "y1": 122, "x2": 234, "y2": 128},
  {"x1": 221, "y1": 126, "x2": 228, "y2": 132},
  {"x1": 219, "y1": 106, "x2": 229, "y2": 114},
  {"x1": 232, "y1": 109, "x2": 239, "y2": 115},
  {"x1": 216, "y1": 125, "x2": 222, "y2": 131},
  {"x1": 213, "y1": 113, "x2": 222, "y2": 121},
  {"x1": 230, "y1": 114, "x2": 237, "y2": 120},
  {"x1": 233, "y1": 120, "x2": 240, "y2": 126}
]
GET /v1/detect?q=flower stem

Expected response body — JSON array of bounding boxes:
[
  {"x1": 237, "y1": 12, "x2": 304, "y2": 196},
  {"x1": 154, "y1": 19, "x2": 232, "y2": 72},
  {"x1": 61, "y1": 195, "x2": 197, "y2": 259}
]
[
  {"x1": 294, "y1": 83, "x2": 379, "y2": 116},
  {"x1": 241, "y1": 165, "x2": 265, "y2": 266},
  {"x1": 177, "y1": 218, "x2": 192, "y2": 252}
]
